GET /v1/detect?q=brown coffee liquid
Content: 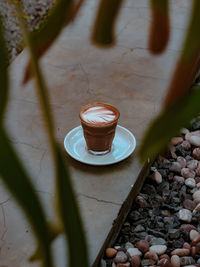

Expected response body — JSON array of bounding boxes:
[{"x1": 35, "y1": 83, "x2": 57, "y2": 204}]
[{"x1": 80, "y1": 103, "x2": 120, "y2": 153}]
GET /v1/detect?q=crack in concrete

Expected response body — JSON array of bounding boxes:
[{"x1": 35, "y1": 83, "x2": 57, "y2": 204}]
[
  {"x1": 10, "y1": 139, "x2": 44, "y2": 151},
  {"x1": 1, "y1": 205, "x2": 8, "y2": 241},
  {"x1": 36, "y1": 150, "x2": 47, "y2": 181},
  {"x1": 79, "y1": 193, "x2": 121, "y2": 206},
  {"x1": 79, "y1": 63, "x2": 93, "y2": 95}
]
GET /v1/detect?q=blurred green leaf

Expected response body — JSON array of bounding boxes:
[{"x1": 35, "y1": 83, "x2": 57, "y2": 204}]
[
  {"x1": 18, "y1": 3, "x2": 89, "y2": 266},
  {"x1": 56, "y1": 146, "x2": 89, "y2": 267},
  {"x1": 139, "y1": 85, "x2": 200, "y2": 162},
  {"x1": 0, "y1": 17, "x2": 54, "y2": 267},
  {"x1": 0, "y1": 128, "x2": 54, "y2": 267},
  {"x1": 164, "y1": 0, "x2": 200, "y2": 108},
  {"x1": 91, "y1": 0, "x2": 124, "y2": 47},
  {"x1": 181, "y1": 0, "x2": 200, "y2": 62},
  {"x1": 148, "y1": 0, "x2": 170, "y2": 54}
]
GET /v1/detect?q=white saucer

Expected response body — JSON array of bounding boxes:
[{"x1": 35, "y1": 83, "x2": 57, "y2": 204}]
[{"x1": 64, "y1": 125, "x2": 136, "y2": 166}]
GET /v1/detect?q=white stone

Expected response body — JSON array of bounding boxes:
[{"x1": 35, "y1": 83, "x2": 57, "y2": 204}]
[
  {"x1": 185, "y1": 178, "x2": 196, "y2": 188},
  {"x1": 127, "y1": 247, "x2": 142, "y2": 257},
  {"x1": 193, "y1": 190, "x2": 200, "y2": 200},
  {"x1": 125, "y1": 242, "x2": 134, "y2": 250},
  {"x1": 189, "y1": 230, "x2": 200, "y2": 241},
  {"x1": 189, "y1": 135, "x2": 200, "y2": 146},
  {"x1": 171, "y1": 255, "x2": 180, "y2": 267},
  {"x1": 177, "y1": 209, "x2": 192, "y2": 222},
  {"x1": 149, "y1": 245, "x2": 167, "y2": 255}
]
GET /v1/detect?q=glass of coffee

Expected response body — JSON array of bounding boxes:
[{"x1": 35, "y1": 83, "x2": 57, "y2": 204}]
[{"x1": 80, "y1": 103, "x2": 120, "y2": 155}]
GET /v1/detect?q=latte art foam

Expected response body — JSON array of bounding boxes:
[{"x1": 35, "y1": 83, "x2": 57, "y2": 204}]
[{"x1": 81, "y1": 106, "x2": 117, "y2": 124}]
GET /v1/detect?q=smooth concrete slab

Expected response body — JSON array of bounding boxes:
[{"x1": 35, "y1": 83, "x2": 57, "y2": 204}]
[{"x1": 1, "y1": 0, "x2": 191, "y2": 266}]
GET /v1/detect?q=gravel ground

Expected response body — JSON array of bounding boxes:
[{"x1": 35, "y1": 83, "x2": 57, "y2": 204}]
[
  {"x1": 103, "y1": 117, "x2": 200, "y2": 267},
  {"x1": 0, "y1": 0, "x2": 55, "y2": 62}
]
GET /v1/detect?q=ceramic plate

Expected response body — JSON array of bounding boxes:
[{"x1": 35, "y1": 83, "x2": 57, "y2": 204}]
[{"x1": 64, "y1": 125, "x2": 136, "y2": 166}]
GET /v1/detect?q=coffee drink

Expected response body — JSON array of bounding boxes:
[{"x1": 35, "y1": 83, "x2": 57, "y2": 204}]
[{"x1": 80, "y1": 103, "x2": 120, "y2": 155}]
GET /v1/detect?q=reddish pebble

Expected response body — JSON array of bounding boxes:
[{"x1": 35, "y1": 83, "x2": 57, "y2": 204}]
[
  {"x1": 157, "y1": 258, "x2": 172, "y2": 267},
  {"x1": 183, "y1": 199, "x2": 196, "y2": 211},
  {"x1": 114, "y1": 251, "x2": 128, "y2": 263},
  {"x1": 191, "y1": 246, "x2": 197, "y2": 257},
  {"x1": 144, "y1": 251, "x2": 158, "y2": 261},
  {"x1": 193, "y1": 147, "x2": 200, "y2": 160},
  {"x1": 191, "y1": 235, "x2": 200, "y2": 246},
  {"x1": 160, "y1": 254, "x2": 170, "y2": 261},
  {"x1": 117, "y1": 263, "x2": 130, "y2": 267},
  {"x1": 180, "y1": 224, "x2": 197, "y2": 231},
  {"x1": 135, "y1": 195, "x2": 148, "y2": 208},
  {"x1": 182, "y1": 140, "x2": 191, "y2": 151},
  {"x1": 171, "y1": 248, "x2": 190, "y2": 256},
  {"x1": 197, "y1": 182, "x2": 200, "y2": 189},
  {"x1": 136, "y1": 240, "x2": 149, "y2": 253},
  {"x1": 130, "y1": 255, "x2": 140, "y2": 267},
  {"x1": 177, "y1": 156, "x2": 186, "y2": 168},
  {"x1": 106, "y1": 248, "x2": 118, "y2": 258},
  {"x1": 181, "y1": 168, "x2": 195, "y2": 178},
  {"x1": 183, "y1": 242, "x2": 191, "y2": 250},
  {"x1": 195, "y1": 177, "x2": 200, "y2": 183},
  {"x1": 171, "y1": 137, "x2": 183, "y2": 145},
  {"x1": 196, "y1": 168, "x2": 200, "y2": 176}
]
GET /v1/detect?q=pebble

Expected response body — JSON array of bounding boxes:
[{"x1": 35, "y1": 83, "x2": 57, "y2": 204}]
[
  {"x1": 181, "y1": 168, "x2": 195, "y2": 178},
  {"x1": 188, "y1": 135, "x2": 200, "y2": 146},
  {"x1": 157, "y1": 258, "x2": 172, "y2": 267},
  {"x1": 193, "y1": 190, "x2": 200, "y2": 200},
  {"x1": 150, "y1": 237, "x2": 166, "y2": 246},
  {"x1": 193, "y1": 202, "x2": 200, "y2": 214},
  {"x1": 136, "y1": 240, "x2": 149, "y2": 253},
  {"x1": 171, "y1": 137, "x2": 183, "y2": 145},
  {"x1": 130, "y1": 255, "x2": 140, "y2": 267},
  {"x1": 141, "y1": 259, "x2": 156, "y2": 266},
  {"x1": 185, "y1": 178, "x2": 196, "y2": 188},
  {"x1": 168, "y1": 172, "x2": 174, "y2": 180},
  {"x1": 144, "y1": 251, "x2": 158, "y2": 261},
  {"x1": 191, "y1": 234, "x2": 200, "y2": 246},
  {"x1": 159, "y1": 255, "x2": 170, "y2": 261},
  {"x1": 194, "y1": 197, "x2": 200, "y2": 204},
  {"x1": 114, "y1": 251, "x2": 128, "y2": 263},
  {"x1": 173, "y1": 176, "x2": 185, "y2": 185},
  {"x1": 127, "y1": 248, "x2": 142, "y2": 257},
  {"x1": 183, "y1": 199, "x2": 196, "y2": 210},
  {"x1": 125, "y1": 242, "x2": 134, "y2": 250},
  {"x1": 196, "y1": 182, "x2": 200, "y2": 188},
  {"x1": 106, "y1": 248, "x2": 118, "y2": 258},
  {"x1": 181, "y1": 128, "x2": 189, "y2": 135},
  {"x1": 117, "y1": 263, "x2": 130, "y2": 267},
  {"x1": 183, "y1": 243, "x2": 191, "y2": 250},
  {"x1": 195, "y1": 177, "x2": 200, "y2": 183},
  {"x1": 180, "y1": 224, "x2": 197, "y2": 231},
  {"x1": 180, "y1": 256, "x2": 195, "y2": 266},
  {"x1": 182, "y1": 141, "x2": 191, "y2": 151},
  {"x1": 190, "y1": 246, "x2": 197, "y2": 257},
  {"x1": 177, "y1": 157, "x2": 187, "y2": 168},
  {"x1": 171, "y1": 249, "x2": 190, "y2": 256},
  {"x1": 196, "y1": 168, "x2": 200, "y2": 176},
  {"x1": 149, "y1": 245, "x2": 167, "y2": 255},
  {"x1": 177, "y1": 209, "x2": 192, "y2": 222},
  {"x1": 189, "y1": 229, "x2": 200, "y2": 241},
  {"x1": 133, "y1": 225, "x2": 145, "y2": 232},
  {"x1": 170, "y1": 162, "x2": 182, "y2": 173},
  {"x1": 192, "y1": 148, "x2": 200, "y2": 160},
  {"x1": 171, "y1": 255, "x2": 180, "y2": 267},
  {"x1": 186, "y1": 160, "x2": 198, "y2": 170},
  {"x1": 135, "y1": 196, "x2": 148, "y2": 208}
]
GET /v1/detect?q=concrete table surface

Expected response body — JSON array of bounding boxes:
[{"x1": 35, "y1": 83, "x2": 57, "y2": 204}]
[{"x1": 1, "y1": 0, "x2": 191, "y2": 266}]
